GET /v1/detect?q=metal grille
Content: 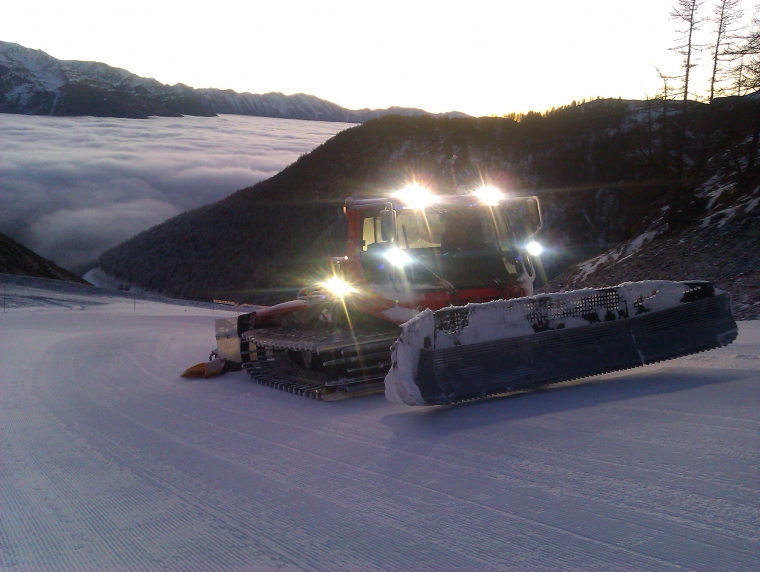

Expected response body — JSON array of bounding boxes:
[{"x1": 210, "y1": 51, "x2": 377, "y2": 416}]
[
  {"x1": 247, "y1": 324, "x2": 397, "y2": 352},
  {"x1": 682, "y1": 281, "x2": 714, "y2": 302},
  {"x1": 435, "y1": 307, "x2": 470, "y2": 334},
  {"x1": 525, "y1": 289, "x2": 628, "y2": 331}
]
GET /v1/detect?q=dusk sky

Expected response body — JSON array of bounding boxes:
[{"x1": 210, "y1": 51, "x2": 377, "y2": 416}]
[{"x1": 2, "y1": 0, "x2": 745, "y2": 116}]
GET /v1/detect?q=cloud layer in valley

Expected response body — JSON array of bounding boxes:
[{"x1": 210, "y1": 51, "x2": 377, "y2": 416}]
[{"x1": 0, "y1": 114, "x2": 352, "y2": 271}]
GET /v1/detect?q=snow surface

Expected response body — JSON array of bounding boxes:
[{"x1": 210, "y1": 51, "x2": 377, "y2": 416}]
[{"x1": 1, "y1": 274, "x2": 758, "y2": 570}]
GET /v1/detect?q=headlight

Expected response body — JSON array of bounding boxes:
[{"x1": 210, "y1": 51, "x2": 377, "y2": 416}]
[
  {"x1": 392, "y1": 185, "x2": 439, "y2": 209},
  {"x1": 383, "y1": 248, "x2": 412, "y2": 267},
  {"x1": 472, "y1": 186, "x2": 505, "y2": 206},
  {"x1": 526, "y1": 241, "x2": 543, "y2": 256},
  {"x1": 320, "y1": 276, "x2": 355, "y2": 297}
]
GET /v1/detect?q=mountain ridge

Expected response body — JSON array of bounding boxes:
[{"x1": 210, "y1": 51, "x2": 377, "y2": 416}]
[
  {"x1": 0, "y1": 41, "x2": 469, "y2": 121},
  {"x1": 0, "y1": 231, "x2": 91, "y2": 284}
]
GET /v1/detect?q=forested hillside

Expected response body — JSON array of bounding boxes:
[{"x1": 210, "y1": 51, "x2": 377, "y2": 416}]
[
  {"x1": 99, "y1": 94, "x2": 760, "y2": 303},
  {"x1": 0, "y1": 232, "x2": 90, "y2": 284}
]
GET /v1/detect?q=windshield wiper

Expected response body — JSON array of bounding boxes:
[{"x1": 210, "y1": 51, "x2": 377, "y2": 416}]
[{"x1": 401, "y1": 248, "x2": 458, "y2": 297}]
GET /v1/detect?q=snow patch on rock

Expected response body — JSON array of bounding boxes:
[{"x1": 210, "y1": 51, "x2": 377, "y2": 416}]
[{"x1": 576, "y1": 228, "x2": 661, "y2": 281}]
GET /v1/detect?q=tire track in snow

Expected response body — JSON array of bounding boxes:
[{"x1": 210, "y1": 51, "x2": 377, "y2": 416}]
[
  {"x1": 22, "y1": 347, "x2": 268, "y2": 571},
  {"x1": 62, "y1": 342, "x2": 656, "y2": 568},
  {"x1": 123, "y1": 362, "x2": 759, "y2": 546},
  {"x1": 120, "y1": 339, "x2": 759, "y2": 568},
  {"x1": 5, "y1": 299, "x2": 758, "y2": 570},
  {"x1": 2, "y1": 328, "x2": 291, "y2": 571},
  {"x1": 144, "y1": 346, "x2": 759, "y2": 501},
  {"x1": 65, "y1": 382, "x2": 490, "y2": 570},
  {"x1": 4, "y1": 409, "x2": 161, "y2": 571},
  {"x1": 95, "y1": 373, "x2": 698, "y2": 571},
  {"x1": 130, "y1": 355, "x2": 756, "y2": 500},
  {"x1": 30, "y1": 349, "x2": 315, "y2": 572},
  {"x1": 32, "y1": 330, "x2": 472, "y2": 569}
]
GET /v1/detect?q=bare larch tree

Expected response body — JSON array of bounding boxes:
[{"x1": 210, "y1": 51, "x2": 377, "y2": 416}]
[
  {"x1": 669, "y1": 0, "x2": 705, "y2": 226},
  {"x1": 731, "y1": 8, "x2": 760, "y2": 188},
  {"x1": 709, "y1": 0, "x2": 744, "y2": 102}
]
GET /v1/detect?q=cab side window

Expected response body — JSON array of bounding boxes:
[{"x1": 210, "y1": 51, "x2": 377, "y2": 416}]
[
  {"x1": 362, "y1": 216, "x2": 388, "y2": 251},
  {"x1": 362, "y1": 217, "x2": 376, "y2": 251}
]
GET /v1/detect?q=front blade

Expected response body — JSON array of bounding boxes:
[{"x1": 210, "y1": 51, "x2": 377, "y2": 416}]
[{"x1": 385, "y1": 281, "x2": 737, "y2": 406}]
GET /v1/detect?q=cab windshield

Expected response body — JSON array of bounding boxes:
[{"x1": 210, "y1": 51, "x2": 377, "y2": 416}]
[
  {"x1": 360, "y1": 204, "x2": 531, "y2": 287},
  {"x1": 361, "y1": 206, "x2": 521, "y2": 253}
]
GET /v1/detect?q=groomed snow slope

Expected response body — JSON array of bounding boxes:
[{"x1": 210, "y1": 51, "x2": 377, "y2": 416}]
[{"x1": 0, "y1": 275, "x2": 758, "y2": 571}]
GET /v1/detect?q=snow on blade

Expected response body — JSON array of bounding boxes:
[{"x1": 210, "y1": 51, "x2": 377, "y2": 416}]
[{"x1": 385, "y1": 281, "x2": 728, "y2": 405}]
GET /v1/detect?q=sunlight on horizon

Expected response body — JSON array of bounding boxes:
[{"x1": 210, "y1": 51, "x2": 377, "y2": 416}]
[{"x1": 2, "y1": 0, "x2": 750, "y2": 117}]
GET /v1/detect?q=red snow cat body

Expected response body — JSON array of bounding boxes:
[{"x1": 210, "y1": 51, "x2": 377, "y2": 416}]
[{"x1": 202, "y1": 186, "x2": 737, "y2": 405}]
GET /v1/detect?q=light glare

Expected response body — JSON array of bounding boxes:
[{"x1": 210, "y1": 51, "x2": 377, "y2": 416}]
[
  {"x1": 392, "y1": 185, "x2": 439, "y2": 209},
  {"x1": 383, "y1": 248, "x2": 412, "y2": 267},
  {"x1": 472, "y1": 186, "x2": 505, "y2": 206},
  {"x1": 321, "y1": 276, "x2": 355, "y2": 297},
  {"x1": 526, "y1": 241, "x2": 543, "y2": 256}
]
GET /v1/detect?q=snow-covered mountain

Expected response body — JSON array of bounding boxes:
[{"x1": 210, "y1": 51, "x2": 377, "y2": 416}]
[{"x1": 0, "y1": 41, "x2": 468, "y2": 121}]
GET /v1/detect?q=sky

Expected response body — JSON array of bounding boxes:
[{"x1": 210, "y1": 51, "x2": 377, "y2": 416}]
[
  {"x1": 2, "y1": 0, "x2": 750, "y2": 117},
  {"x1": 0, "y1": 114, "x2": 351, "y2": 270},
  {"x1": 2, "y1": 0, "x2": 754, "y2": 273}
]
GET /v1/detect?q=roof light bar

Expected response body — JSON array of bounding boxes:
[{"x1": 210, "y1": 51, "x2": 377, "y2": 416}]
[
  {"x1": 392, "y1": 185, "x2": 439, "y2": 209},
  {"x1": 472, "y1": 186, "x2": 506, "y2": 206}
]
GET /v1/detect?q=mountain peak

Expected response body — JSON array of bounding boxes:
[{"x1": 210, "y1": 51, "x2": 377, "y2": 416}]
[{"x1": 0, "y1": 41, "x2": 470, "y2": 122}]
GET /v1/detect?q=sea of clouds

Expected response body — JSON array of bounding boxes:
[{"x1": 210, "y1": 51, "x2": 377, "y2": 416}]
[{"x1": 0, "y1": 114, "x2": 353, "y2": 271}]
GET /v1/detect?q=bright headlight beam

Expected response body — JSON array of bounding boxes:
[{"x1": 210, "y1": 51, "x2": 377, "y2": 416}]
[
  {"x1": 472, "y1": 186, "x2": 505, "y2": 206},
  {"x1": 383, "y1": 248, "x2": 412, "y2": 268},
  {"x1": 526, "y1": 241, "x2": 543, "y2": 256},
  {"x1": 321, "y1": 276, "x2": 355, "y2": 297},
  {"x1": 392, "y1": 185, "x2": 439, "y2": 209}
]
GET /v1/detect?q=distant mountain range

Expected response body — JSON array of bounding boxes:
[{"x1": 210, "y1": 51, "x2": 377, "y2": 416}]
[{"x1": 0, "y1": 41, "x2": 469, "y2": 122}]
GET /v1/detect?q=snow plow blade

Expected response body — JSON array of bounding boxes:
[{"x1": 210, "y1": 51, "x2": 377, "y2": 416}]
[{"x1": 385, "y1": 281, "x2": 738, "y2": 406}]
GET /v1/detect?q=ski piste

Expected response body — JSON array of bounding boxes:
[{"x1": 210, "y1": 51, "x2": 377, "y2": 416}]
[{"x1": 385, "y1": 280, "x2": 737, "y2": 405}]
